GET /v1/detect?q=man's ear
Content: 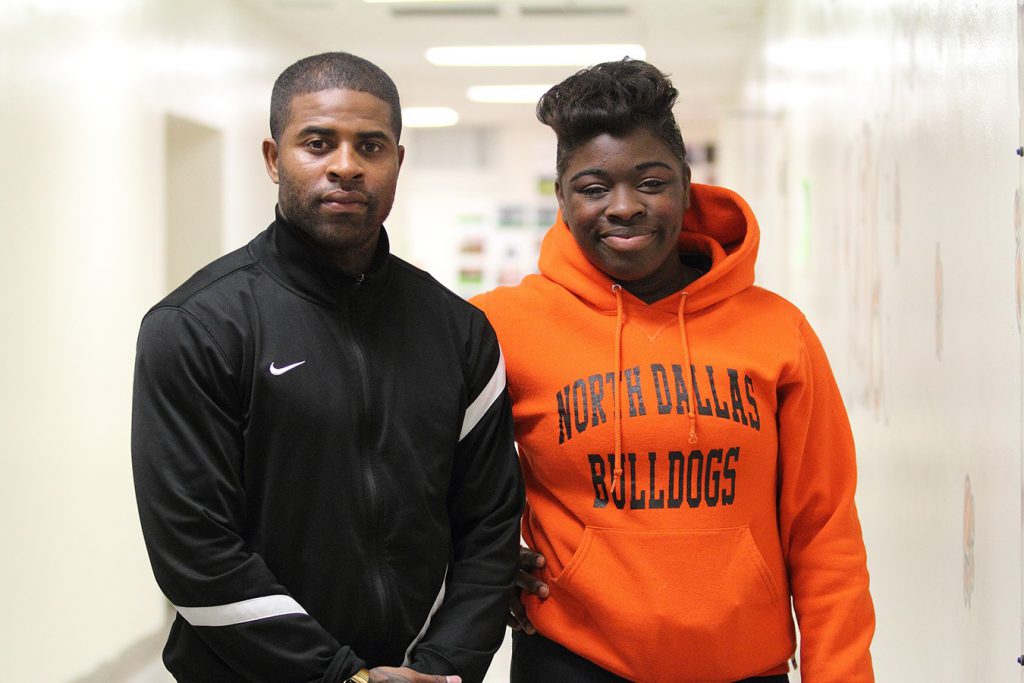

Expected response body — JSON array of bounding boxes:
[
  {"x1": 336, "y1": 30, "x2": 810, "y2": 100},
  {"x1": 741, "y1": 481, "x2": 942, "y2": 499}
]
[
  {"x1": 397, "y1": 144, "x2": 405, "y2": 169},
  {"x1": 262, "y1": 138, "x2": 280, "y2": 184}
]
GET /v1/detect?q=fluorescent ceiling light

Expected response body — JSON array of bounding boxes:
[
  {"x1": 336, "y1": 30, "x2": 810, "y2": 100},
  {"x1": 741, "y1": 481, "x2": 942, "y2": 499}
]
[
  {"x1": 426, "y1": 44, "x2": 646, "y2": 67},
  {"x1": 402, "y1": 106, "x2": 459, "y2": 127},
  {"x1": 364, "y1": 0, "x2": 479, "y2": 3},
  {"x1": 467, "y1": 84, "x2": 552, "y2": 104}
]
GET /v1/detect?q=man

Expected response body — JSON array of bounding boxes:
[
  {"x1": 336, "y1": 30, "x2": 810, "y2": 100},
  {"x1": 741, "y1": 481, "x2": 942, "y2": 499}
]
[{"x1": 131, "y1": 52, "x2": 523, "y2": 683}]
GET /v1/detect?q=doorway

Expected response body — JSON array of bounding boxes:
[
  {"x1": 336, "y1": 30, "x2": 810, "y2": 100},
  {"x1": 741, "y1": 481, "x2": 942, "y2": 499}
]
[{"x1": 164, "y1": 114, "x2": 223, "y2": 293}]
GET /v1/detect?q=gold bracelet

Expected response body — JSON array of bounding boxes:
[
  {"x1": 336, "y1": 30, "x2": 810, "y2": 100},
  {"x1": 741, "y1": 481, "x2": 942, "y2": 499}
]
[{"x1": 347, "y1": 668, "x2": 371, "y2": 683}]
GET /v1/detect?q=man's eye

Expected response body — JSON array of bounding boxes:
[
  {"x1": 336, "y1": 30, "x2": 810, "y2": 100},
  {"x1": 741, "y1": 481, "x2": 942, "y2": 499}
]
[
  {"x1": 306, "y1": 139, "x2": 328, "y2": 151},
  {"x1": 361, "y1": 141, "x2": 383, "y2": 154}
]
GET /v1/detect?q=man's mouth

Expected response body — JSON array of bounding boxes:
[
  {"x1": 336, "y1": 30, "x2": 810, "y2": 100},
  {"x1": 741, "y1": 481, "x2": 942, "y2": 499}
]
[{"x1": 321, "y1": 190, "x2": 368, "y2": 212}]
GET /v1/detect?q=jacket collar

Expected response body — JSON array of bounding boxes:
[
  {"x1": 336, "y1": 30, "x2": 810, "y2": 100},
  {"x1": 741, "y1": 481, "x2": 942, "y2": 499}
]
[{"x1": 250, "y1": 206, "x2": 392, "y2": 308}]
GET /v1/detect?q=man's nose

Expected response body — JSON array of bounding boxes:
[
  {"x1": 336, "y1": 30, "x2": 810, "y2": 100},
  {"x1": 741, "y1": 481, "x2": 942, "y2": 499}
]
[{"x1": 326, "y1": 143, "x2": 363, "y2": 182}]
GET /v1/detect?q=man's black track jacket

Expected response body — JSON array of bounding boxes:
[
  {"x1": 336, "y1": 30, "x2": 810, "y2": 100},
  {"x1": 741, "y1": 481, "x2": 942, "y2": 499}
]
[{"x1": 131, "y1": 215, "x2": 524, "y2": 683}]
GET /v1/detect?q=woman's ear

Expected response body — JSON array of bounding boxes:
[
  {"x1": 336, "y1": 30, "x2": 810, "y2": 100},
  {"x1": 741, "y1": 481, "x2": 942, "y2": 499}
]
[{"x1": 682, "y1": 164, "x2": 692, "y2": 210}]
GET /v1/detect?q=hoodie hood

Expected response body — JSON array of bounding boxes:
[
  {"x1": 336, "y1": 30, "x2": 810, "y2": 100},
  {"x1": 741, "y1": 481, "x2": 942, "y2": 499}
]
[{"x1": 538, "y1": 183, "x2": 759, "y2": 312}]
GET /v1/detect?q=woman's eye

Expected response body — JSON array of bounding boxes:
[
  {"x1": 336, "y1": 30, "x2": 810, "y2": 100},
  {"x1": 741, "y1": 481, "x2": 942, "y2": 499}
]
[
  {"x1": 639, "y1": 179, "x2": 666, "y2": 190},
  {"x1": 580, "y1": 185, "x2": 608, "y2": 196}
]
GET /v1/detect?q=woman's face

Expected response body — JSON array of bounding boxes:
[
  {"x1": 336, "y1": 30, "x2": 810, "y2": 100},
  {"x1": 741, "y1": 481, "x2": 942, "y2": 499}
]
[{"x1": 556, "y1": 128, "x2": 690, "y2": 293}]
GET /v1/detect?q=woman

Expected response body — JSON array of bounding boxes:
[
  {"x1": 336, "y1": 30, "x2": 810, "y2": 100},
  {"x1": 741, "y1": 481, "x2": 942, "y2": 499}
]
[{"x1": 471, "y1": 59, "x2": 874, "y2": 683}]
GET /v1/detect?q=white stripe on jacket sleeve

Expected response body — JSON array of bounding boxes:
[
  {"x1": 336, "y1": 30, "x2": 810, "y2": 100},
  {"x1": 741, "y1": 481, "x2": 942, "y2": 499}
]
[
  {"x1": 459, "y1": 351, "x2": 506, "y2": 442},
  {"x1": 175, "y1": 595, "x2": 308, "y2": 627},
  {"x1": 402, "y1": 567, "x2": 448, "y2": 666}
]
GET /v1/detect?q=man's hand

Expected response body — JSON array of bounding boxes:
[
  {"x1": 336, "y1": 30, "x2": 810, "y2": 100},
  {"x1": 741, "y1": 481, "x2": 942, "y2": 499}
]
[
  {"x1": 368, "y1": 666, "x2": 461, "y2": 683},
  {"x1": 508, "y1": 545, "x2": 548, "y2": 635}
]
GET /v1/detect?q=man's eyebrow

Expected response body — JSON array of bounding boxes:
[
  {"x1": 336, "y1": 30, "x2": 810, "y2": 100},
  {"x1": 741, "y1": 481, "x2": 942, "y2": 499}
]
[
  {"x1": 295, "y1": 127, "x2": 393, "y2": 143},
  {"x1": 356, "y1": 130, "x2": 392, "y2": 142},
  {"x1": 297, "y1": 125, "x2": 336, "y2": 138}
]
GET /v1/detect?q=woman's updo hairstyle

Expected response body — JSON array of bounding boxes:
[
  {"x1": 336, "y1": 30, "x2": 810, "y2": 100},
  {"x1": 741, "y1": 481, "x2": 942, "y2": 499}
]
[{"x1": 536, "y1": 58, "x2": 689, "y2": 184}]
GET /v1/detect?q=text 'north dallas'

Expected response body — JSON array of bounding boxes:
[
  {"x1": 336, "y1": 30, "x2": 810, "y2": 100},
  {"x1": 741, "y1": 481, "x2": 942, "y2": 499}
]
[{"x1": 556, "y1": 364, "x2": 761, "y2": 445}]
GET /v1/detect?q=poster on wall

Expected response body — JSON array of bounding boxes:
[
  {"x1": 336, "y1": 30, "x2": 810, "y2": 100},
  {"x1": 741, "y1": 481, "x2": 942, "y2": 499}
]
[
  {"x1": 453, "y1": 202, "x2": 553, "y2": 298},
  {"x1": 450, "y1": 175, "x2": 559, "y2": 298}
]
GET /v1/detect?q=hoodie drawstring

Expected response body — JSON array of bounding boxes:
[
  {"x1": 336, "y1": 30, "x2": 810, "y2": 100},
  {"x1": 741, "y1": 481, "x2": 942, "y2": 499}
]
[
  {"x1": 610, "y1": 284, "x2": 625, "y2": 493},
  {"x1": 609, "y1": 285, "x2": 697, "y2": 493},
  {"x1": 677, "y1": 292, "x2": 698, "y2": 444}
]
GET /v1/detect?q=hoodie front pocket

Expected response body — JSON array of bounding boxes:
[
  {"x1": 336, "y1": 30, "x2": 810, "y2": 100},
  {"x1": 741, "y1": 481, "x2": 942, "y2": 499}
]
[{"x1": 543, "y1": 525, "x2": 790, "y2": 683}]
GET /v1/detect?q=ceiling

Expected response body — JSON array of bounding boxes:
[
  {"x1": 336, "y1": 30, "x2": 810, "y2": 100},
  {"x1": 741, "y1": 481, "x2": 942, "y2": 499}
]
[{"x1": 240, "y1": 0, "x2": 766, "y2": 140}]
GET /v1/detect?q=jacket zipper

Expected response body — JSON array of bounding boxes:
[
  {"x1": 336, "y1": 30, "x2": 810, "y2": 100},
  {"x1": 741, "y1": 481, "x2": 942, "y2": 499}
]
[{"x1": 347, "y1": 281, "x2": 391, "y2": 645}]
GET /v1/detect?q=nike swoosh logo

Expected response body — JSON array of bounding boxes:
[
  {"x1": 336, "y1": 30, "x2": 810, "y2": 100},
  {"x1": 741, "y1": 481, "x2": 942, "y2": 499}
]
[{"x1": 269, "y1": 360, "x2": 306, "y2": 376}]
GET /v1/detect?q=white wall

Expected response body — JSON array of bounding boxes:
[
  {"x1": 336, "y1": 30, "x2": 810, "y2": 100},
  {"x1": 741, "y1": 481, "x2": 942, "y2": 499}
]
[
  {"x1": 718, "y1": 2, "x2": 1022, "y2": 680},
  {"x1": 0, "y1": 2, "x2": 294, "y2": 681}
]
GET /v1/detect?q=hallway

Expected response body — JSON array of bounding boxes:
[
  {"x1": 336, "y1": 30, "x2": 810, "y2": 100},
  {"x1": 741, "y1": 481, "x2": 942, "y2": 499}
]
[{"x1": 1, "y1": 1, "x2": 1021, "y2": 681}]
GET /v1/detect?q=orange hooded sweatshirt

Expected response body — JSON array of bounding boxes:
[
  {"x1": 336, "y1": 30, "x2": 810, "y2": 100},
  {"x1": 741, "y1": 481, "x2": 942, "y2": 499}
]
[{"x1": 472, "y1": 184, "x2": 874, "y2": 683}]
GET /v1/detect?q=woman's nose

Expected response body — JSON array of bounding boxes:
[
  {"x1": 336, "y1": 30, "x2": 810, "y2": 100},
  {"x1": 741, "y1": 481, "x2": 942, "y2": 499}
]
[{"x1": 605, "y1": 186, "x2": 645, "y2": 222}]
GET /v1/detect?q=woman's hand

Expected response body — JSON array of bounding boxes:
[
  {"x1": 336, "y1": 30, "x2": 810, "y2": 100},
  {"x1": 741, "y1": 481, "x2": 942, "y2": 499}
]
[{"x1": 508, "y1": 545, "x2": 548, "y2": 634}]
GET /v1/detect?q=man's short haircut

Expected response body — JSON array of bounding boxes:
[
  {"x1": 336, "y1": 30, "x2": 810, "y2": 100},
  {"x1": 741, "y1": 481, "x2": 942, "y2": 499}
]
[
  {"x1": 270, "y1": 52, "x2": 402, "y2": 142},
  {"x1": 536, "y1": 58, "x2": 689, "y2": 183}
]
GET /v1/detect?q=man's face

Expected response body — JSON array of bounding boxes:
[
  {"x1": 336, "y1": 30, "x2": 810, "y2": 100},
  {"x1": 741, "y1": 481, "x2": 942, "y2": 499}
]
[{"x1": 262, "y1": 88, "x2": 404, "y2": 271}]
